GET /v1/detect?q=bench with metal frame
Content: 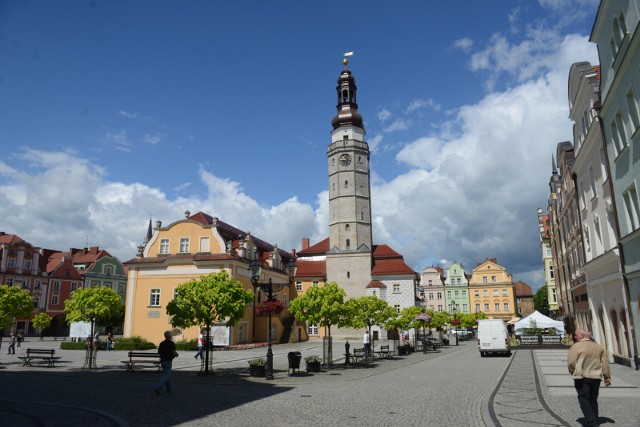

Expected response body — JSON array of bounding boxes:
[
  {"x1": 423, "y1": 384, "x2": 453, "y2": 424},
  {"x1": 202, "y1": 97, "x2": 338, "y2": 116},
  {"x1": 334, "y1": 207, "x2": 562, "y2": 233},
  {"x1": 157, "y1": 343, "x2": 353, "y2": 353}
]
[
  {"x1": 18, "y1": 348, "x2": 61, "y2": 367},
  {"x1": 121, "y1": 351, "x2": 162, "y2": 372}
]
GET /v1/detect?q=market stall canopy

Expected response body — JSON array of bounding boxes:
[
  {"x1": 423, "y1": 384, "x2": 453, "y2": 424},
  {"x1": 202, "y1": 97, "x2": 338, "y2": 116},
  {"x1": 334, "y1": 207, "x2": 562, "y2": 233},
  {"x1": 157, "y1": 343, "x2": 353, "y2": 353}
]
[{"x1": 514, "y1": 310, "x2": 564, "y2": 335}]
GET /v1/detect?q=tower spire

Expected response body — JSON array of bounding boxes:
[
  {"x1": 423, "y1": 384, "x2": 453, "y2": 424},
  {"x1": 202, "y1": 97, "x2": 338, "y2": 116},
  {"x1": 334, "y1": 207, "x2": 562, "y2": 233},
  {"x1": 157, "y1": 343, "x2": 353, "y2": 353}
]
[{"x1": 331, "y1": 53, "x2": 363, "y2": 130}]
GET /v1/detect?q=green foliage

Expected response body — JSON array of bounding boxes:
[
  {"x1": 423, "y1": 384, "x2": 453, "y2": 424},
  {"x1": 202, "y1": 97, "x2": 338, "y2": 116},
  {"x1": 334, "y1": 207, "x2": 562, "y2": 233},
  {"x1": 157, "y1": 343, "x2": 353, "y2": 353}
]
[
  {"x1": 524, "y1": 319, "x2": 543, "y2": 335},
  {"x1": 32, "y1": 313, "x2": 53, "y2": 331},
  {"x1": 101, "y1": 302, "x2": 125, "y2": 333},
  {"x1": 0, "y1": 285, "x2": 34, "y2": 329},
  {"x1": 59, "y1": 336, "x2": 156, "y2": 350},
  {"x1": 175, "y1": 338, "x2": 199, "y2": 351},
  {"x1": 429, "y1": 310, "x2": 452, "y2": 329},
  {"x1": 396, "y1": 306, "x2": 423, "y2": 330},
  {"x1": 63, "y1": 287, "x2": 124, "y2": 325},
  {"x1": 166, "y1": 270, "x2": 254, "y2": 329},
  {"x1": 345, "y1": 296, "x2": 396, "y2": 333},
  {"x1": 533, "y1": 285, "x2": 550, "y2": 316},
  {"x1": 248, "y1": 357, "x2": 266, "y2": 367},
  {"x1": 288, "y1": 282, "x2": 347, "y2": 337}
]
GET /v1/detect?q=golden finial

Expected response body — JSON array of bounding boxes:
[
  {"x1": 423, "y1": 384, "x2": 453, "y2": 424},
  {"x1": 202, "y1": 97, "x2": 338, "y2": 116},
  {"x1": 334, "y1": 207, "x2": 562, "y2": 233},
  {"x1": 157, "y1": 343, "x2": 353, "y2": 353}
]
[{"x1": 343, "y1": 51, "x2": 354, "y2": 66}]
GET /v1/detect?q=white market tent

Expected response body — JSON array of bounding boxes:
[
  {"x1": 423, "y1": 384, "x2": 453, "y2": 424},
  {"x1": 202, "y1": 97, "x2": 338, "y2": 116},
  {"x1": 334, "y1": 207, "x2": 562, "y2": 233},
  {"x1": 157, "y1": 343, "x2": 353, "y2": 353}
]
[{"x1": 514, "y1": 310, "x2": 564, "y2": 335}]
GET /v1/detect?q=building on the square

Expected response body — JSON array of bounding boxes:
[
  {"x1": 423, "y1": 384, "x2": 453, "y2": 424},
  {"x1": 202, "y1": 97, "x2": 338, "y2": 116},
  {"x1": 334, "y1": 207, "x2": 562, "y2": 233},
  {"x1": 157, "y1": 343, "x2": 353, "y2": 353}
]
[
  {"x1": 537, "y1": 209, "x2": 559, "y2": 315},
  {"x1": 444, "y1": 262, "x2": 469, "y2": 314},
  {"x1": 124, "y1": 211, "x2": 298, "y2": 345},
  {"x1": 294, "y1": 58, "x2": 418, "y2": 340},
  {"x1": 514, "y1": 281, "x2": 534, "y2": 317},
  {"x1": 420, "y1": 266, "x2": 445, "y2": 311},
  {"x1": 468, "y1": 258, "x2": 516, "y2": 321},
  {"x1": 568, "y1": 60, "x2": 630, "y2": 364},
  {"x1": 590, "y1": 0, "x2": 640, "y2": 369}
]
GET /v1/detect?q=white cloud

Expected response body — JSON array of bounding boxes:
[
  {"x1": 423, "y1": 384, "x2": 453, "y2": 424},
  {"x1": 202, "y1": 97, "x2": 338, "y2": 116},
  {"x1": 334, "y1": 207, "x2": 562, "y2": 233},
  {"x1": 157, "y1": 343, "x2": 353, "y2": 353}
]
[
  {"x1": 377, "y1": 108, "x2": 392, "y2": 123},
  {"x1": 144, "y1": 133, "x2": 161, "y2": 145},
  {"x1": 453, "y1": 37, "x2": 474, "y2": 52},
  {"x1": 118, "y1": 110, "x2": 138, "y2": 118},
  {"x1": 384, "y1": 119, "x2": 410, "y2": 133},
  {"x1": 405, "y1": 98, "x2": 441, "y2": 113},
  {"x1": 106, "y1": 130, "x2": 132, "y2": 152}
]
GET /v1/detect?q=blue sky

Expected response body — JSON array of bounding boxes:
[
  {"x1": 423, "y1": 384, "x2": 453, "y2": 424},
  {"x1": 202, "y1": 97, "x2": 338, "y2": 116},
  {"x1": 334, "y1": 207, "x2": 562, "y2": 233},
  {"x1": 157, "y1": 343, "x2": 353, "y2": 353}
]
[{"x1": 0, "y1": 0, "x2": 600, "y2": 288}]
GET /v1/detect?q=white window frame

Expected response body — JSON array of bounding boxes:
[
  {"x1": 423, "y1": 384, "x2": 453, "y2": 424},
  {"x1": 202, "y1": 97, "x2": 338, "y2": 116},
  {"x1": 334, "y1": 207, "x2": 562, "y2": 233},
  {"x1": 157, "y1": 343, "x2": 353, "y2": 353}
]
[
  {"x1": 179, "y1": 238, "x2": 190, "y2": 254},
  {"x1": 160, "y1": 239, "x2": 170, "y2": 254},
  {"x1": 150, "y1": 289, "x2": 161, "y2": 307}
]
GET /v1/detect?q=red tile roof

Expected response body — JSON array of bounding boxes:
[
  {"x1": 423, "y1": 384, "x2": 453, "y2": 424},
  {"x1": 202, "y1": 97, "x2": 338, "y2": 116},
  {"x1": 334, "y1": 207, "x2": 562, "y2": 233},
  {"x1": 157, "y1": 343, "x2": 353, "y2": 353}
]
[
  {"x1": 297, "y1": 238, "x2": 330, "y2": 256},
  {"x1": 514, "y1": 281, "x2": 533, "y2": 297},
  {"x1": 0, "y1": 233, "x2": 27, "y2": 245},
  {"x1": 295, "y1": 260, "x2": 326, "y2": 277},
  {"x1": 366, "y1": 280, "x2": 387, "y2": 289}
]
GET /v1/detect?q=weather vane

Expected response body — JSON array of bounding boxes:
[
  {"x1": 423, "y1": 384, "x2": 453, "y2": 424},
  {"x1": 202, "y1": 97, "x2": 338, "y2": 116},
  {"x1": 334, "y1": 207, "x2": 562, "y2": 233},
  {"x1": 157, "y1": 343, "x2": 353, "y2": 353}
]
[{"x1": 343, "y1": 51, "x2": 354, "y2": 67}]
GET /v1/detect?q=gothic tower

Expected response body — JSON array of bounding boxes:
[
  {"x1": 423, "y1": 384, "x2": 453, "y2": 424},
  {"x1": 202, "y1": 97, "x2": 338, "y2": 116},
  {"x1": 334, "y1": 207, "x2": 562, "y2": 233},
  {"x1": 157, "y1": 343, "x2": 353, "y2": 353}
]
[{"x1": 325, "y1": 58, "x2": 373, "y2": 297}]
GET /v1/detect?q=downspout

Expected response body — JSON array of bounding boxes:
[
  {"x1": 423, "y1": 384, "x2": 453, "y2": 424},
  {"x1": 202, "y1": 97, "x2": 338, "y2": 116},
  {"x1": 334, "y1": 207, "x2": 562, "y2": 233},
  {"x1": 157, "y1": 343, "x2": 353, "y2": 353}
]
[{"x1": 594, "y1": 111, "x2": 639, "y2": 369}]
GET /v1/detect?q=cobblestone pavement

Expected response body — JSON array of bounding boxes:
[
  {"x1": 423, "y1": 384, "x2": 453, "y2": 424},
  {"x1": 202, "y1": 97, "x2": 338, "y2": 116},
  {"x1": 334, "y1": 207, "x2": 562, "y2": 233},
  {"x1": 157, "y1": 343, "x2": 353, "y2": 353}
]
[{"x1": 1, "y1": 339, "x2": 639, "y2": 426}]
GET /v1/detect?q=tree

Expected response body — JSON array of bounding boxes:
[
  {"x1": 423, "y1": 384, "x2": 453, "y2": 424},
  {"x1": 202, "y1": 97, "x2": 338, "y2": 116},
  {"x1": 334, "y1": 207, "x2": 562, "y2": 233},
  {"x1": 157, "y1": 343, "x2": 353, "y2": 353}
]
[
  {"x1": 0, "y1": 286, "x2": 34, "y2": 349},
  {"x1": 166, "y1": 270, "x2": 254, "y2": 375},
  {"x1": 345, "y1": 296, "x2": 396, "y2": 343},
  {"x1": 32, "y1": 312, "x2": 52, "y2": 340},
  {"x1": 533, "y1": 285, "x2": 550, "y2": 316},
  {"x1": 64, "y1": 286, "x2": 124, "y2": 368},
  {"x1": 289, "y1": 282, "x2": 347, "y2": 364}
]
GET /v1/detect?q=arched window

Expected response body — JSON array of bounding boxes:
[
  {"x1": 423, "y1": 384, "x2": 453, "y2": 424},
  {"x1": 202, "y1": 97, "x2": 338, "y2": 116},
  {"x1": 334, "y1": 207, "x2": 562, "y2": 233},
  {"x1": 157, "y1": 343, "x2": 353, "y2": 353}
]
[
  {"x1": 346, "y1": 239, "x2": 350, "y2": 249},
  {"x1": 345, "y1": 224, "x2": 350, "y2": 231}
]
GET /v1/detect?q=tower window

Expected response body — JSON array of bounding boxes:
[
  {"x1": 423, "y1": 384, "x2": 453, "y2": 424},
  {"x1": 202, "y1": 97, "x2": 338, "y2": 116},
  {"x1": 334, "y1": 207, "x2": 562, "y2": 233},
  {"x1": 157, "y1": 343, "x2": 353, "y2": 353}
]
[
  {"x1": 361, "y1": 212, "x2": 364, "y2": 220},
  {"x1": 345, "y1": 224, "x2": 350, "y2": 231},
  {"x1": 343, "y1": 135, "x2": 348, "y2": 140},
  {"x1": 347, "y1": 271, "x2": 350, "y2": 279},
  {"x1": 344, "y1": 180, "x2": 348, "y2": 188},
  {"x1": 346, "y1": 239, "x2": 350, "y2": 249}
]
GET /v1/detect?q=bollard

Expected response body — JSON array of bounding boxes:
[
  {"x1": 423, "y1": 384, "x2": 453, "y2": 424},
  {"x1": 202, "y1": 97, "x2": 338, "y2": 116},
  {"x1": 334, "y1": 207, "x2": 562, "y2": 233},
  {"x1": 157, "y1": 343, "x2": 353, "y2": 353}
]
[{"x1": 344, "y1": 340, "x2": 350, "y2": 366}]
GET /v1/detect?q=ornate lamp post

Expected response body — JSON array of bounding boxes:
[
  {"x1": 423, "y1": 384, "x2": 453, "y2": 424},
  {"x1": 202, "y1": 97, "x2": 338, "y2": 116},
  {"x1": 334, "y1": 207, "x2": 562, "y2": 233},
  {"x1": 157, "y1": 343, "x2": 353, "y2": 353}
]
[
  {"x1": 249, "y1": 258, "x2": 296, "y2": 380},
  {"x1": 451, "y1": 301, "x2": 459, "y2": 346}
]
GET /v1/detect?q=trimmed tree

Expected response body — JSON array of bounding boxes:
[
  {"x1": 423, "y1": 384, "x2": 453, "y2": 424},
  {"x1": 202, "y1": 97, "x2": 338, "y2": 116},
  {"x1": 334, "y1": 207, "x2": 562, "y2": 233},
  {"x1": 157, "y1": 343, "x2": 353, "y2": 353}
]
[
  {"x1": 345, "y1": 296, "x2": 396, "y2": 350},
  {"x1": 64, "y1": 286, "x2": 124, "y2": 368},
  {"x1": 32, "y1": 312, "x2": 53, "y2": 341},
  {"x1": 0, "y1": 285, "x2": 34, "y2": 349},
  {"x1": 533, "y1": 285, "x2": 550, "y2": 316},
  {"x1": 166, "y1": 270, "x2": 254, "y2": 375},
  {"x1": 288, "y1": 282, "x2": 347, "y2": 364}
]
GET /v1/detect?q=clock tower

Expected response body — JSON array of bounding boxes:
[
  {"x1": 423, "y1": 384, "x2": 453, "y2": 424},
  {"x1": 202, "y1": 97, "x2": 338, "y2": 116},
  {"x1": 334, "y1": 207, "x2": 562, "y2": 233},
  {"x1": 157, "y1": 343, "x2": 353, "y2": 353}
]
[{"x1": 326, "y1": 58, "x2": 372, "y2": 296}]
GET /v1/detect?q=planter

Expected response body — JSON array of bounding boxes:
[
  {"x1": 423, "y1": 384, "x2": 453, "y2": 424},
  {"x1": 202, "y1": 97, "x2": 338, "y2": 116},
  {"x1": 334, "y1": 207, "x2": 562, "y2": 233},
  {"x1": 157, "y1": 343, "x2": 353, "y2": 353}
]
[
  {"x1": 249, "y1": 365, "x2": 265, "y2": 377},
  {"x1": 306, "y1": 361, "x2": 321, "y2": 373}
]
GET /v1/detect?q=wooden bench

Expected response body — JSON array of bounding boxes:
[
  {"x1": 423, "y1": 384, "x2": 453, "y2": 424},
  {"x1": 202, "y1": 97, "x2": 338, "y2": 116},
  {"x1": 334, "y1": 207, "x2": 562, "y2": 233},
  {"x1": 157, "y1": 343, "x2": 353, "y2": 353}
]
[
  {"x1": 375, "y1": 345, "x2": 393, "y2": 359},
  {"x1": 121, "y1": 351, "x2": 162, "y2": 372},
  {"x1": 351, "y1": 347, "x2": 366, "y2": 363},
  {"x1": 18, "y1": 348, "x2": 61, "y2": 367}
]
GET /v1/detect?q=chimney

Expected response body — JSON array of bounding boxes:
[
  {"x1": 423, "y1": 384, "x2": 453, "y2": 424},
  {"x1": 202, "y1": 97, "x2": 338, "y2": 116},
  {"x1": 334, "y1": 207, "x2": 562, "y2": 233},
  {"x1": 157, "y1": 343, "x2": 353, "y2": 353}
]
[{"x1": 302, "y1": 238, "x2": 310, "y2": 250}]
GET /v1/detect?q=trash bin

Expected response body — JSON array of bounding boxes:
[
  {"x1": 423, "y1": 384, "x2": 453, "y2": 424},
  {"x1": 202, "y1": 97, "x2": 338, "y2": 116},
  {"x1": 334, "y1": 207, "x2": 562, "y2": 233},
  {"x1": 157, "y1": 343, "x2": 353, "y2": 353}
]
[{"x1": 288, "y1": 351, "x2": 302, "y2": 375}]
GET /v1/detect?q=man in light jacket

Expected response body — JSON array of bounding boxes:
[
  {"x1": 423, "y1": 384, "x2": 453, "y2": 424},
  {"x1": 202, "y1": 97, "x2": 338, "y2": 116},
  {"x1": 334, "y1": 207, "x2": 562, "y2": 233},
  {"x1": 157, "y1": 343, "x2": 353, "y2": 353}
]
[{"x1": 567, "y1": 328, "x2": 611, "y2": 427}]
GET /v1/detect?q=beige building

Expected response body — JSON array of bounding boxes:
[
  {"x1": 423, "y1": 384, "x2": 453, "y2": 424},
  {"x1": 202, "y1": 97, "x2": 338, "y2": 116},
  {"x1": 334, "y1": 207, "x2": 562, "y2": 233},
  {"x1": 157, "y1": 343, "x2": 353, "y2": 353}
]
[
  {"x1": 468, "y1": 258, "x2": 516, "y2": 321},
  {"x1": 124, "y1": 211, "x2": 299, "y2": 345}
]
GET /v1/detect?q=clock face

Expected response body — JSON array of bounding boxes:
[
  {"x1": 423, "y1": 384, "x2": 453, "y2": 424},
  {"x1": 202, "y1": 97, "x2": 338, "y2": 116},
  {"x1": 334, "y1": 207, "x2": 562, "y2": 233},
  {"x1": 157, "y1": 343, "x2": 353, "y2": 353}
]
[{"x1": 339, "y1": 154, "x2": 352, "y2": 166}]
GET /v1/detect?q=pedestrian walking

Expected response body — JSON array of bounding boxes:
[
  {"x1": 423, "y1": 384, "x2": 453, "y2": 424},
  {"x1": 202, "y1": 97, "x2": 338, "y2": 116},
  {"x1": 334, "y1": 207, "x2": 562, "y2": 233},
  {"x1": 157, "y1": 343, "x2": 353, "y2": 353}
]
[
  {"x1": 194, "y1": 331, "x2": 204, "y2": 359},
  {"x1": 567, "y1": 328, "x2": 611, "y2": 427},
  {"x1": 16, "y1": 332, "x2": 23, "y2": 349},
  {"x1": 155, "y1": 330, "x2": 178, "y2": 396},
  {"x1": 92, "y1": 333, "x2": 99, "y2": 351},
  {"x1": 7, "y1": 333, "x2": 16, "y2": 354},
  {"x1": 363, "y1": 331, "x2": 371, "y2": 358},
  {"x1": 106, "y1": 332, "x2": 115, "y2": 351}
]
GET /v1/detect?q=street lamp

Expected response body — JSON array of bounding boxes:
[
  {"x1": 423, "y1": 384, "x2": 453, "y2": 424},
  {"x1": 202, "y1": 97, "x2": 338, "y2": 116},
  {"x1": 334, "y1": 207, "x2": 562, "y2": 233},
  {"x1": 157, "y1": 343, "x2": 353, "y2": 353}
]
[
  {"x1": 451, "y1": 301, "x2": 459, "y2": 346},
  {"x1": 249, "y1": 258, "x2": 296, "y2": 380}
]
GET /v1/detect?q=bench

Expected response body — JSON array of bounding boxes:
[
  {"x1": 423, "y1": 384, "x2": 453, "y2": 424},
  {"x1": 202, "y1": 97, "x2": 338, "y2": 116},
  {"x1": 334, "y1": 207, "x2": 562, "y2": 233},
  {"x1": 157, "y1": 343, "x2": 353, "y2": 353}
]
[
  {"x1": 375, "y1": 345, "x2": 393, "y2": 359},
  {"x1": 351, "y1": 347, "x2": 366, "y2": 363},
  {"x1": 121, "y1": 351, "x2": 162, "y2": 372},
  {"x1": 18, "y1": 348, "x2": 61, "y2": 367}
]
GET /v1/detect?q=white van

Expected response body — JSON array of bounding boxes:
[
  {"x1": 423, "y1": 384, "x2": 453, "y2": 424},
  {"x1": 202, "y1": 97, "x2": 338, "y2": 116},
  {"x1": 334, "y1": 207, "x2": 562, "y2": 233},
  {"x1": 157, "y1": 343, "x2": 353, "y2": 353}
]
[{"x1": 477, "y1": 319, "x2": 511, "y2": 357}]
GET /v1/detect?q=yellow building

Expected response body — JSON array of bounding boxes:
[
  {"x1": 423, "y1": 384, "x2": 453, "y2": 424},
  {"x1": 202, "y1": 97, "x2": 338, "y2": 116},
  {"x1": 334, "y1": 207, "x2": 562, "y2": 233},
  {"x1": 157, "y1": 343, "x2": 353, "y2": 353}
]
[
  {"x1": 468, "y1": 258, "x2": 516, "y2": 322},
  {"x1": 123, "y1": 211, "x2": 300, "y2": 345}
]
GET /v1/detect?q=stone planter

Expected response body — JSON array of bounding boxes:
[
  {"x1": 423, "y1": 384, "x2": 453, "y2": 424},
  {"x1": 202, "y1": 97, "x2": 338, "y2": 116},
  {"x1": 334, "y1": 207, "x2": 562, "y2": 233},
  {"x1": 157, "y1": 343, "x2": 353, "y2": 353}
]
[
  {"x1": 249, "y1": 365, "x2": 265, "y2": 377},
  {"x1": 306, "y1": 361, "x2": 321, "y2": 373}
]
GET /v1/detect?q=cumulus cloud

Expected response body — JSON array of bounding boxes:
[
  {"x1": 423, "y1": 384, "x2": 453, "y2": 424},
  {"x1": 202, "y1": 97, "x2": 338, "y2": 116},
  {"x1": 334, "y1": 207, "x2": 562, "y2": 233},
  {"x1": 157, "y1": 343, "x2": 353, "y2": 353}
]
[
  {"x1": 377, "y1": 108, "x2": 392, "y2": 123},
  {"x1": 453, "y1": 37, "x2": 474, "y2": 52}
]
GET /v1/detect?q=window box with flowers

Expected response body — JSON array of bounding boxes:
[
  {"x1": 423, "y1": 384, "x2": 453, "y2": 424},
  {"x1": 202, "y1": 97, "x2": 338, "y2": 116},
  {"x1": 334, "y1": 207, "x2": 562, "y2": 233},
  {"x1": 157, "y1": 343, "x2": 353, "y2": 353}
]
[
  {"x1": 304, "y1": 355, "x2": 322, "y2": 372},
  {"x1": 248, "y1": 357, "x2": 266, "y2": 377},
  {"x1": 255, "y1": 300, "x2": 284, "y2": 317}
]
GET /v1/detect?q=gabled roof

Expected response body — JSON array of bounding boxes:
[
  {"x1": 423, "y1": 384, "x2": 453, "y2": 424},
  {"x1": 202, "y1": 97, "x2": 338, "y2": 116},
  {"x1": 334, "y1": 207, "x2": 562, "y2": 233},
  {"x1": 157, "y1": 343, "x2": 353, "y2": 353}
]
[
  {"x1": 371, "y1": 245, "x2": 415, "y2": 276},
  {"x1": 514, "y1": 281, "x2": 533, "y2": 297},
  {"x1": 0, "y1": 233, "x2": 28, "y2": 245},
  {"x1": 297, "y1": 238, "x2": 330, "y2": 256},
  {"x1": 295, "y1": 260, "x2": 326, "y2": 277},
  {"x1": 366, "y1": 280, "x2": 386, "y2": 289}
]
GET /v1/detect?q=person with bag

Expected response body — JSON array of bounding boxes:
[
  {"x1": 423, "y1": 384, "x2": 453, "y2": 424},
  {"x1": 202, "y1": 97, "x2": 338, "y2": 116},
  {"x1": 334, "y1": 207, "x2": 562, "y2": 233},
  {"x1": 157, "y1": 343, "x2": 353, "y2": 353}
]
[
  {"x1": 567, "y1": 328, "x2": 611, "y2": 427},
  {"x1": 155, "y1": 330, "x2": 178, "y2": 396}
]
